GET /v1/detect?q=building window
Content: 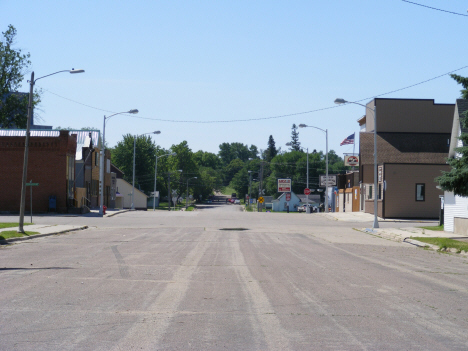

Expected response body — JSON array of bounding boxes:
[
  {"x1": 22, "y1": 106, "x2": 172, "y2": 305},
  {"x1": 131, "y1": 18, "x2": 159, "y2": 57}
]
[
  {"x1": 378, "y1": 183, "x2": 382, "y2": 200},
  {"x1": 368, "y1": 185, "x2": 373, "y2": 200},
  {"x1": 416, "y1": 183, "x2": 425, "y2": 201}
]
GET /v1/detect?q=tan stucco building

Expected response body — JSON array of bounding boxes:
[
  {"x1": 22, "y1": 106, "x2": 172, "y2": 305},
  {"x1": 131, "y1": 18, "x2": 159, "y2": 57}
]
[{"x1": 358, "y1": 98, "x2": 453, "y2": 219}]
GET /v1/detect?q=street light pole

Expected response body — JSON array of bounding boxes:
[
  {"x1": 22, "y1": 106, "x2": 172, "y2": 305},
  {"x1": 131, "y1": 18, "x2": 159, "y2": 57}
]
[
  {"x1": 248, "y1": 171, "x2": 252, "y2": 207},
  {"x1": 186, "y1": 177, "x2": 197, "y2": 208},
  {"x1": 99, "y1": 109, "x2": 139, "y2": 216},
  {"x1": 334, "y1": 98, "x2": 378, "y2": 229},
  {"x1": 153, "y1": 152, "x2": 176, "y2": 211},
  {"x1": 19, "y1": 69, "x2": 84, "y2": 233},
  {"x1": 132, "y1": 131, "x2": 161, "y2": 210},
  {"x1": 298, "y1": 124, "x2": 329, "y2": 213},
  {"x1": 167, "y1": 170, "x2": 182, "y2": 211}
]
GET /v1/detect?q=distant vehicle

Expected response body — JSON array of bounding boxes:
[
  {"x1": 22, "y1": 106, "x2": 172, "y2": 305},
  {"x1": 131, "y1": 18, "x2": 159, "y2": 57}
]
[
  {"x1": 231, "y1": 193, "x2": 237, "y2": 198},
  {"x1": 234, "y1": 199, "x2": 240, "y2": 204},
  {"x1": 298, "y1": 204, "x2": 317, "y2": 213}
]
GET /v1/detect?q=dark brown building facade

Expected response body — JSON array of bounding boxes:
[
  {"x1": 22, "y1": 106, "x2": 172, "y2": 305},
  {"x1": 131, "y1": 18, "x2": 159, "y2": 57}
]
[{"x1": 359, "y1": 98, "x2": 453, "y2": 219}]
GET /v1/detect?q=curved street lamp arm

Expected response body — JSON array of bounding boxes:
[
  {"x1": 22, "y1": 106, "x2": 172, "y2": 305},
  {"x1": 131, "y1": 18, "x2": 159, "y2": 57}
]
[{"x1": 34, "y1": 69, "x2": 84, "y2": 83}]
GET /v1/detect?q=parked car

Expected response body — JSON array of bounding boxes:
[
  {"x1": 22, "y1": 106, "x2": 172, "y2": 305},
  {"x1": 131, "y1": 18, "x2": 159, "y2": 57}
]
[
  {"x1": 234, "y1": 199, "x2": 241, "y2": 204},
  {"x1": 231, "y1": 193, "x2": 237, "y2": 198},
  {"x1": 298, "y1": 204, "x2": 317, "y2": 213}
]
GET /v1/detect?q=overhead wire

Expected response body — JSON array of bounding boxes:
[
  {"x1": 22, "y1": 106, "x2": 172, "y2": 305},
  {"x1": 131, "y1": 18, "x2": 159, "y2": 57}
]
[
  {"x1": 401, "y1": 0, "x2": 468, "y2": 17},
  {"x1": 42, "y1": 64, "x2": 468, "y2": 124}
]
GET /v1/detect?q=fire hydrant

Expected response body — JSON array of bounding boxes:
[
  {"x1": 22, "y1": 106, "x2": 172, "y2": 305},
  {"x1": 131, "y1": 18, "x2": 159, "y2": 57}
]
[{"x1": 103, "y1": 205, "x2": 107, "y2": 215}]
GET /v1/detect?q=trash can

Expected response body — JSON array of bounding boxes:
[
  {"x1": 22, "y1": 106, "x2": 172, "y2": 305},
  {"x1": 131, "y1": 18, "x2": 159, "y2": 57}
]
[{"x1": 48, "y1": 196, "x2": 57, "y2": 212}]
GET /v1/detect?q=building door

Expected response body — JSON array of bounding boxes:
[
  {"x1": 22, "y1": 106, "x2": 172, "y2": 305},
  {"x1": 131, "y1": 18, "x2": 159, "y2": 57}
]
[{"x1": 352, "y1": 186, "x2": 360, "y2": 212}]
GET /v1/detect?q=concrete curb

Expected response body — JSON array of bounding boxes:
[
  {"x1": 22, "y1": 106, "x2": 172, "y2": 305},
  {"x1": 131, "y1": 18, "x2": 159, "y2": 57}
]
[
  {"x1": 1, "y1": 226, "x2": 89, "y2": 244},
  {"x1": 358, "y1": 228, "x2": 468, "y2": 256},
  {"x1": 106, "y1": 209, "x2": 130, "y2": 217}
]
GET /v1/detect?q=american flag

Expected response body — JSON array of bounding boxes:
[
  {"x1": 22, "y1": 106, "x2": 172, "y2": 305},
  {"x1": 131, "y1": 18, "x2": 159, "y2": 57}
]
[{"x1": 340, "y1": 133, "x2": 355, "y2": 146}]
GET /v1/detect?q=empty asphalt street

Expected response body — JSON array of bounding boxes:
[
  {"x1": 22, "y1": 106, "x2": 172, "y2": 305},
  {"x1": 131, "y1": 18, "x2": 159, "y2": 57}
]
[{"x1": 1, "y1": 202, "x2": 468, "y2": 350}]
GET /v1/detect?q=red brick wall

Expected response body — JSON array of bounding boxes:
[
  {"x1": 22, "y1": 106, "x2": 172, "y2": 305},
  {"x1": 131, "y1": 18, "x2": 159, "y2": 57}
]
[{"x1": 0, "y1": 131, "x2": 77, "y2": 213}]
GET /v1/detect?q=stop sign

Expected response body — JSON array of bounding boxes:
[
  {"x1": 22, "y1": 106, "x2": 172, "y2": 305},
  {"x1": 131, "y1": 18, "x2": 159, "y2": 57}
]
[{"x1": 304, "y1": 188, "x2": 311, "y2": 195}]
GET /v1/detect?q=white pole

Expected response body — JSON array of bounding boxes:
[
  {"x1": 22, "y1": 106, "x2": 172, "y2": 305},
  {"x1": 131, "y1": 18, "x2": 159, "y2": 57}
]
[
  {"x1": 306, "y1": 148, "x2": 310, "y2": 213},
  {"x1": 132, "y1": 135, "x2": 136, "y2": 210},
  {"x1": 99, "y1": 116, "x2": 106, "y2": 216},
  {"x1": 325, "y1": 129, "x2": 329, "y2": 213},
  {"x1": 153, "y1": 155, "x2": 158, "y2": 211},
  {"x1": 18, "y1": 72, "x2": 34, "y2": 233},
  {"x1": 373, "y1": 106, "x2": 379, "y2": 228}
]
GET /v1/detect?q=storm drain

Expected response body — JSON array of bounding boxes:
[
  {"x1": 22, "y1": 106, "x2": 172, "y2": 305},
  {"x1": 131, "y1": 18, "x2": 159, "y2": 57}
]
[{"x1": 219, "y1": 228, "x2": 249, "y2": 231}]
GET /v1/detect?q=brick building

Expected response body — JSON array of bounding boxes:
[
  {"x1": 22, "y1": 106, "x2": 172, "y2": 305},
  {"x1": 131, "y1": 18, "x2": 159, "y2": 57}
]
[
  {"x1": 358, "y1": 98, "x2": 453, "y2": 219},
  {"x1": 0, "y1": 130, "x2": 77, "y2": 213}
]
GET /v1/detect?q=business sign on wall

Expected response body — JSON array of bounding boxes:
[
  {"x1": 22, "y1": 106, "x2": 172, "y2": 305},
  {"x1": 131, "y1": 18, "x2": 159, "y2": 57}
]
[
  {"x1": 344, "y1": 155, "x2": 359, "y2": 167},
  {"x1": 320, "y1": 175, "x2": 337, "y2": 186},
  {"x1": 277, "y1": 178, "x2": 292, "y2": 192}
]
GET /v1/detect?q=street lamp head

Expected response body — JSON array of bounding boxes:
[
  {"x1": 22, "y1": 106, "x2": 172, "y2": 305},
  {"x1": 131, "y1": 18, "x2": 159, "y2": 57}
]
[
  {"x1": 69, "y1": 69, "x2": 85, "y2": 74},
  {"x1": 178, "y1": 169, "x2": 183, "y2": 172},
  {"x1": 194, "y1": 177, "x2": 198, "y2": 179},
  {"x1": 298, "y1": 124, "x2": 307, "y2": 128},
  {"x1": 248, "y1": 170, "x2": 253, "y2": 173},
  {"x1": 171, "y1": 152, "x2": 177, "y2": 156},
  {"x1": 153, "y1": 131, "x2": 161, "y2": 134},
  {"x1": 334, "y1": 98, "x2": 347, "y2": 104},
  {"x1": 128, "y1": 109, "x2": 139, "y2": 114}
]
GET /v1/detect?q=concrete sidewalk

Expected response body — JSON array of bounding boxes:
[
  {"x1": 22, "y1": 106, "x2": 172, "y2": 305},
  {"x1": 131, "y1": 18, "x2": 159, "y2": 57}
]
[
  {"x1": 0, "y1": 224, "x2": 88, "y2": 243},
  {"x1": 319, "y1": 211, "x2": 437, "y2": 223}
]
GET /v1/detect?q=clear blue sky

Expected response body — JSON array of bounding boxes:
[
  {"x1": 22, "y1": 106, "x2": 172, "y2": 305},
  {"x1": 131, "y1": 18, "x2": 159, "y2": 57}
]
[{"x1": 2, "y1": 0, "x2": 467, "y2": 156}]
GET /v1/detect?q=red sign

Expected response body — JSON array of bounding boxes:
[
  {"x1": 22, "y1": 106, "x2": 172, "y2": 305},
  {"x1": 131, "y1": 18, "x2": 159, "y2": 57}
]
[
  {"x1": 285, "y1": 193, "x2": 291, "y2": 201},
  {"x1": 304, "y1": 188, "x2": 311, "y2": 195},
  {"x1": 278, "y1": 178, "x2": 292, "y2": 192},
  {"x1": 344, "y1": 155, "x2": 359, "y2": 166}
]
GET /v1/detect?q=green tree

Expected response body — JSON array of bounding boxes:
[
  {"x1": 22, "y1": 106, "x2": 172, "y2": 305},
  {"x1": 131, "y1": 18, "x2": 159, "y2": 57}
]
[
  {"x1": 167, "y1": 141, "x2": 199, "y2": 201},
  {"x1": 111, "y1": 134, "x2": 157, "y2": 194},
  {"x1": 289, "y1": 124, "x2": 301, "y2": 151},
  {"x1": 193, "y1": 150, "x2": 221, "y2": 169},
  {"x1": 218, "y1": 142, "x2": 258, "y2": 165},
  {"x1": 436, "y1": 75, "x2": 468, "y2": 194},
  {"x1": 0, "y1": 25, "x2": 41, "y2": 128},
  {"x1": 265, "y1": 135, "x2": 277, "y2": 162},
  {"x1": 224, "y1": 158, "x2": 244, "y2": 185},
  {"x1": 230, "y1": 168, "x2": 249, "y2": 199}
]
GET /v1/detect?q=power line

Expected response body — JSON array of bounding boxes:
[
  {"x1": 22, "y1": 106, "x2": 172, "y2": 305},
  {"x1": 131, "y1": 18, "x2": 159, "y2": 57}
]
[
  {"x1": 401, "y1": 0, "x2": 468, "y2": 17},
  {"x1": 42, "y1": 64, "x2": 468, "y2": 124}
]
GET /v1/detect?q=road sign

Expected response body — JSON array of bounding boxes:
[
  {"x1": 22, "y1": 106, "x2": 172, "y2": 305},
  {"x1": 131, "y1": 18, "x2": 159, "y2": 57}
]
[
  {"x1": 258, "y1": 196, "x2": 264, "y2": 203},
  {"x1": 150, "y1": 191, "x2": 159, "y2": 198},
  {"x1": 278, "y1": 178, "x2": 291, "y2": 192},
  {"x1": 304, "y1": 188, "x2": 311, "y2": 195},
  {"x1": 26, "y1": 183, "x2": 39, "y2": 186},
  {"x1": 261, "y1": 189, "x2": 266, "y2": 195},
  {"x1": 285, "y1": 193, "x2": 291, "y2": 201},
  {"x1": 320, "y1": 175, "x2": 337, "y2": 186}
]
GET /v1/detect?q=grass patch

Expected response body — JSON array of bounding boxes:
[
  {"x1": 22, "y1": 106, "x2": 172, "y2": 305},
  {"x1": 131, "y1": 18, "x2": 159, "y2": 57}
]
[
  {"x1": 419, "y1": 225, "x2": 444, "y2": 231},
  {"x1": 0, "y1": 223, "x2": 33, "y2": 229},
  {"x1": 220, "y1": 185, "x2": 236, "y2": 196},
  {"x1": 0, "y1": 231, "x2": 40, "y2": 240},
  {"x1": 186, "y1": 206, "x2": 196, "y2": 211},
  {"x1": 411, "y1": 237, "x2": 468, "y2": 253},
  {"x1": 152, "y1": 202, "x2": 186, "y2": 211}
]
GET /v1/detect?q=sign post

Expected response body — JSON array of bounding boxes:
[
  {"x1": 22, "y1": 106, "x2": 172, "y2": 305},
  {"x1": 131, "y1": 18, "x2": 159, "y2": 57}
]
[{"x1": 26, "y1": 181, "x2": 39, "y2": 223}]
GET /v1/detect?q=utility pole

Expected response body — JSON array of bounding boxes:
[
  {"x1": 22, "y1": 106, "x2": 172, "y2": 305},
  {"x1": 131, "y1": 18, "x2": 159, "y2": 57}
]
[
  {"x1": 168, "y1": 173, "x2": 171, "y2": 211},
  {"x1": 258, "y1": 161, "x2": 264, "y2": 212}
]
